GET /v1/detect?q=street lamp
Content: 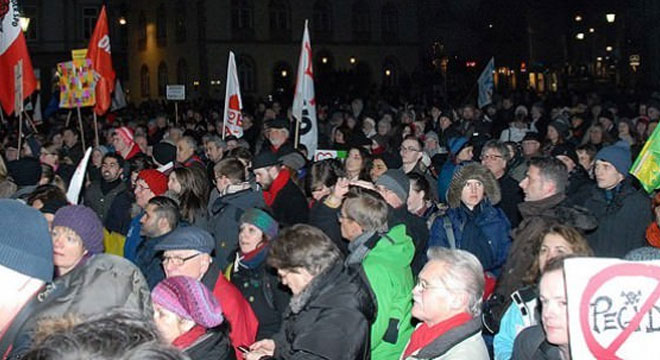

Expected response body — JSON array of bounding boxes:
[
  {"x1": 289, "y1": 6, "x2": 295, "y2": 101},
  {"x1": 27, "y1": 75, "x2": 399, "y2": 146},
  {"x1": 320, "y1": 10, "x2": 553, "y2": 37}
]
[
  {"x1": 119, "y1": 16, "x2": 127, "y2": 25},
  {"x1": 349, "y1": 57, "x2": 357, "y2": 64},
  {"x1": 19, "y1": 17, "x2": 30, "y2": 32},
  {"x1": 589, "y1": 28, "x2": 595, "y2": 33},
  {"x1": 606, "y1": 46, "x2": 613, "y2": 52},
  {"x1": 575, "y1": 15, "x2": 582, "y2": 22},
  {"x1": 576, "y1": 33, "x2": 585, "y2": 40},
  {"x1": 606, "y1": 13, "x2": 616, "y2": 23},
  {"x1": 384, "y1": 69, "x2": 392, "y2": 77}
]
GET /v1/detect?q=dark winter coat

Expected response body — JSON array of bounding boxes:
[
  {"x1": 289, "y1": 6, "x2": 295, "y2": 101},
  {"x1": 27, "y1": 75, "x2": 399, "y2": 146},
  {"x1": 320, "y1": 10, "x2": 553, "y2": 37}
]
[
  {"x1": 309, "y1": 197, "x2": 348, "y2": 255},
  {"x1": 512, "y1": 325, "x2": 563, "y2": 360},
  {"x1": 135, "y1": 232, "x2": 170, "y2": 289},
  {"x1": 84, "y1": 179, "x2": 128, "y2": 227},
  {"x1": 497, "y1": 175, "x2": 523, "y2": 228},
  {"x1": 208, "y1": 187, "x2": 265, "y2": 269},
  {"x1": 563, "y1": 166, "x2": 593, "y2": 207},
  {"x1": 270, "y1": 178, "x2": 309, "y2": 227},
  {"x1": 271, "y1": 261, "x2": 374, "y2": 360},
  {"x1": 184, "y1": 327, "x2": 235, "y2": 360},
  {"x1": 583, "y1": 179, "x2": 652, "y2": 258}
]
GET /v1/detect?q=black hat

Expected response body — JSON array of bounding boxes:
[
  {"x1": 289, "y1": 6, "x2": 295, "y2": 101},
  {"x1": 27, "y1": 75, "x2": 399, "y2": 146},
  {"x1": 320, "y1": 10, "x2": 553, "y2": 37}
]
[
  {"x1": 266, "y1": 118, "x2": 289, "y2": 130},
  {"x1": 599, "y1": 110, "x2": 615, "y2": 122},
  {"x1": 548, "y1": 120, "x2": 570, "y2": 140},
  {"x1": 252, "y1": 152, "x2": 281, "y2": 170},
  {"x1": 551, "y1": 143, "x2": 579, "y2": 167},
  {"x1": 152, "y1": 142, "x2": 177, "y2": 166},
  {"x1": 7, "y1": 157, "x2": 42, "y2": 187},
  {"x1": 522, "y1": 132, "x2": 542, "y2": 143}
]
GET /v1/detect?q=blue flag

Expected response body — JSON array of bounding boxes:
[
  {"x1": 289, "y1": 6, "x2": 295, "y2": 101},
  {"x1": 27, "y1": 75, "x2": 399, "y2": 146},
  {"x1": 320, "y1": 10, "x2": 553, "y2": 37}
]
[{"x1": 478, "y1": 57, "x2": 494, "y2": 109}]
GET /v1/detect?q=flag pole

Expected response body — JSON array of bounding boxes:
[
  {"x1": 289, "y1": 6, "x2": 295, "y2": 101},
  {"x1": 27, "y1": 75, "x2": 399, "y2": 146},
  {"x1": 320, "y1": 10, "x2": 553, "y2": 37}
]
[
  {"x1": 93, "y1": 112, "x2": 100, "y2": 147},
  {"x1": 175, "y1": 102, "x2": 179, "y2": 127},
  {"x1": 0, "y1": 108, "x2": 5, "y2": 125},
  {"x1": 24, "y1": 110, "x2": 38, "y2": 133},
  {"x1": 17, "y1": 111, "x2": 23, "y2": 159},
  {"x1": 294, "y1": 115, "x2": 300, "y2": 149},
  {"x1": 66, "y1": 110, "x2": 72, "y2": 127},
  {"x1": 76, "y1": 105, "x2": 86, "y2": 150}
]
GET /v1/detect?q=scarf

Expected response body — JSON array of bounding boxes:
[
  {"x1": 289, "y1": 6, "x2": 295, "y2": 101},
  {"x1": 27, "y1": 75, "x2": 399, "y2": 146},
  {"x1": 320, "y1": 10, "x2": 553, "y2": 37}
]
[
  {"x1": 234, "y1": 242, "x2": 269, "y2": 271},
  {"x1": 402, "y1": 312, "x2": 472, "y2": 359},
  {"x1": 172, "y1": 325, "x2": 207, "y2": 350},
  {"x1": 345, "y1": 230, "x2": 376, "y2": 266},
  {"x1": 647, "y1": 222, "x2": 660, "y2": 248},
  {"x1": 263, "y1": 169, "x2": 290, "y2": 207}
]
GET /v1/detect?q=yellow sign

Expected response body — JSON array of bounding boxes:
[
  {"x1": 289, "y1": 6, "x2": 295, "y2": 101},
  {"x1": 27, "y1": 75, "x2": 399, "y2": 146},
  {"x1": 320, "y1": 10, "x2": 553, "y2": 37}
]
[{"x1": 71, "y1": 49, "x2": 88, "y2": 61}]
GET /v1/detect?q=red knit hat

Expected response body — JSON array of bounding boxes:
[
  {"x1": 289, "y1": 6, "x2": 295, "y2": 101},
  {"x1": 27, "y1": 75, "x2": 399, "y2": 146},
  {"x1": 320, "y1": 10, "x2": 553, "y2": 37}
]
[
  {"x1": 137, "y1": 169, "x2": 168, "y2": 196},
  {"x1": 114, "y1": 126, "x2": 135, "y2": 147}
]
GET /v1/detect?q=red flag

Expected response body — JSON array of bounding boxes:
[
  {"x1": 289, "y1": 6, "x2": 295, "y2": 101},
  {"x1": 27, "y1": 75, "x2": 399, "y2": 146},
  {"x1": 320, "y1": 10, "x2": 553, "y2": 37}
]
[
  {"x1": 223, "y1": 51, "x2": 243, "y2": 138},
  {"x1": 86, "y1": 5, "x2": 115, "y2": 115},
  {"x1": 0, "y1": 0, "x2": 37, "y2": 115}
]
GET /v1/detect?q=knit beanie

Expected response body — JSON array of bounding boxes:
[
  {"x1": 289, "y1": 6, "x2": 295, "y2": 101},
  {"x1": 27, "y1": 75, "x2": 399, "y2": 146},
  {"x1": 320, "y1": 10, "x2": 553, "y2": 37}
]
[
  {"x1": 137, "y1": 169, "x2": 168, "y2": 196},
  {"x1": 375, "y1": 169, "x2": 410, "y2": 203},
  {"x1": 595, "y1": 141, "x2": 632, "y2": 176},
  {"x1": 624, "y1": 246, "x2": 660, "y2": 261},
  {"x1": 447, "y1": 137, "x2": 469, "y2": 157},
  {"x1": 151, "y1": 276, "x2": 224, "y2": 329},
  {"x1": 240, "y1": 208, "x2": 279, "y2": 240},
  {"x1": 551, "y1": 143, "x2": 579, "y2": 167},
  {"x1": 280, "y1": 151, "x2": 306, "y2": 171},
  {"x1": 7, "y1": 157, "x2": 42, "y2": 186},
  {"x1": 0, "y1": 200, "x2": 53, "y2": 282},
  {"x1": 152, "y1": 142, "x2": 177, "y2": 166},
  {"x1": 52, "y1": 205, "x2": 104, "y2": 255},
  {"x1": 548, "y1": 120, "x2": 570, "y2": 139},
  {"x1": 115, "y1": 127, "x2": 135, "y2": 147}
]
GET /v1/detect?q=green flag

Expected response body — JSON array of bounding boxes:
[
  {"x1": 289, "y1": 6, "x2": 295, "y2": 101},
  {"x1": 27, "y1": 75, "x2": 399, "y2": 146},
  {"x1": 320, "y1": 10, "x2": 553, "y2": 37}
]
[{"x1": 631, "y1": 124, "x2": 660, "y2": 193}]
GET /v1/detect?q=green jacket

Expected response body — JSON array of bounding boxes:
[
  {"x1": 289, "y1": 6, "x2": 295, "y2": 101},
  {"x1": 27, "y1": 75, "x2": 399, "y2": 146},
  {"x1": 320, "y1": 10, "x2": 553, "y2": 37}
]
[{"x1": 357, "y1": 224, "x2": 415, "y2": 360}]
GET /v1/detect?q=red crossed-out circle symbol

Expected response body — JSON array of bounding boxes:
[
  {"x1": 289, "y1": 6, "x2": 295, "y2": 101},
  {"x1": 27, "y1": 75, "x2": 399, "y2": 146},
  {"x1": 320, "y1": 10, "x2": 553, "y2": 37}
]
[{"x1": 579, "y1": 263, "x2": 660, "y2": 359}]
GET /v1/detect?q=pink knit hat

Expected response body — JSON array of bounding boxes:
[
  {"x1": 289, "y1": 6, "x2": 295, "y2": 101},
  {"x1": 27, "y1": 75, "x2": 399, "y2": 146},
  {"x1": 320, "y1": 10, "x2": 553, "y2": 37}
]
[{"x1": 151, "y1": 276, "x2": 224, "y2": 329}]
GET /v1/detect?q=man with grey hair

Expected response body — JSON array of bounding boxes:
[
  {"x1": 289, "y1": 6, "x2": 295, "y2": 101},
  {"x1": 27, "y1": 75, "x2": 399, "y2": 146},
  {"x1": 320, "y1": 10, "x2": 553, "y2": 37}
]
[
  {"x1": 204, "y1": 135, "x2": 227, "y2": 180},
  {"x1": 401, "y1": 247, "x2": 489, "y2": 359},
  {"x1": 339, "y1": 189, "x2": 415, "y2": 359},
  {"x1": 176, "y1": 136, "x2": 204, "y2": 168},
  {"x1": 480, "y1": 140, "x2": 523, "y2": 227}
]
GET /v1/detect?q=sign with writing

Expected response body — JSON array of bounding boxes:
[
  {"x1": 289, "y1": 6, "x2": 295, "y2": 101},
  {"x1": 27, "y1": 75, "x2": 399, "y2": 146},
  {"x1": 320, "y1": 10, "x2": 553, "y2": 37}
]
[
  {"x1": 57, "y1": 59, "x2": 96, "y2": 108},
  {"x1": 166, "y1": 85, "x2": 185, "y2": 101},
  {"x1": 14, "y1": 59, "x2": 23, "y2": 114},
  {"x1": 313, "y1": 150, "x2": 347, "y2": 162},
  {"x1": 71, "y1": 48, "x2": 88, "y2": 61},
  {"x1": 565, "y1": 258, "x2": 660, "y2": 360}
]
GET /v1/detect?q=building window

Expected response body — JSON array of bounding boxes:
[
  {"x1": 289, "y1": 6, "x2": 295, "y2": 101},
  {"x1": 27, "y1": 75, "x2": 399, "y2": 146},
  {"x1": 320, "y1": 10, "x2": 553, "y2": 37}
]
[
  {"x1": 82, "y1": 7, "x2": 98, "y2": 40},
  {"x1": 23, "y1": 6, "x2": 38, "y2": 41},
  {"x1": 138, "y1": 11, "x2": 147, "y2": 51},
  {"x1": 175, "y1": 1, "x2": 186, "y2": 43},
  {"x1": 312, "y1": 0, "x2": 332, "y2": 39},
  {"x1": 158, "y1": 62, "x2": 168, "y2": 97},
  {"x1": 269, "y1": 0, "x2": 290, "y2": 40},
  {"x1": 238, "y1": 55, "x2": 256, "y2": 93},
  {"x1": 156, "y1": 4, "x2": 167, "y2": 47},
  {"x1": 231, "y1": 0, "x2": 253, "y2": 31},
  {"x1": 381, "y1": 3, "x2": 398, "y2": 41},
  {"x1": 141, "y1": 65, "x2": 150, "y2": 98},
  {"x1": 177, "y1": 58, "x2": 188, "y2": 86},
  {"x1": 351, "y1": 1, "x2": 370, "y2": 42}
]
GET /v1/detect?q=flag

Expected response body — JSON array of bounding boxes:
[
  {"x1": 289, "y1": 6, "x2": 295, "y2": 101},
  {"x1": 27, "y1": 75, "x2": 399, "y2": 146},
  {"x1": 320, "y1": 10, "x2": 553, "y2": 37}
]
[
  {"x1": 631, "y1": 125, "x2": 660, "y2": 193},
  {"x1": 111, "y1": 79, "x2": 127, "y2": 111},
  {"x1": 292, "y1": 20, "x2": 318, "y2": 158},
  {"x1": 86, "y1": 5, "x2": 115, "y2": 115},
  {"x1": 222, "y1": 51, "x2": 243, "y2": 138},
  {"x1": 66, "y1": 147, "x2": 92, "y2": 204},
  {"x1": 477, "y1": 57, "x2": 495, "y2": 109},
  {"x1": 0, "y1": 0, "x2": 37, "y2": 115}
]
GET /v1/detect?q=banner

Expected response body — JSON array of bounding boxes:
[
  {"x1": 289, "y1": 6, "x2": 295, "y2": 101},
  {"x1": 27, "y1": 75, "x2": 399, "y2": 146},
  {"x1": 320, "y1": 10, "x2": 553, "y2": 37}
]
[
  {"x1": 313, "y1": 149, "x2": 347, "y2": 162},
  {"x1": 292, "y1": 20, "x2": 318, "y2": 159},
  {"x1": 222, "y1": 51, "x2": 243, "y2": 138},
  {"x1": 58, "y1": 59, "x2": 97, "y2": 108},
  {"x1": 86, "y1": 5, "x2": 115, "y2": 115},
  {"x1": 631, "y1": 125, "x2": 660, "y2": 193},
  {"x1": 478, "y1": 57, "x2": 495, "y2": 109},
  {"x1": 0, "y1": 0, "x2": 37, "y2": 115},
  {"x1": 565, "y1": 258, "x2": 660, "y2": 360}
]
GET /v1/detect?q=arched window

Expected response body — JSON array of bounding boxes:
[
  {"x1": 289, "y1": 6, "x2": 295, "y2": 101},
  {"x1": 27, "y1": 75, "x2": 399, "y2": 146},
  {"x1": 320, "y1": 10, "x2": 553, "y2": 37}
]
[
  {"x1": 175, "y1": 1, "x2": 186, "y2": 43},
  {"x1": 140, "y1": 64, "x2": 150, "y2": 98},
  {"x1": 238, "y1": 55, "x2": 257, "y2": 93},
  {"x1": 156, "y1": 4, "x2": 167, "y2": 46},
  {"x1": 158, "y1": 62, "x2": 168, "y2": 97},
  {"x1": 177, "y1": 58, "x2": 188, "y2": 86},
  {"x1": 313, "y1": 0, "x2": 332, "y2": 37},
  {"x1": 352, "y1": 1, "x2": 370, "y2": 42},
  {"x1": 138, "y1": 11, "x2": 146, "y2": 50},
  {"x1": 381, "y1": 3, "x2": 398, "y2": 41},
  {"x1": 231, "y1": 0, "x2": 253, "y2": 31},
  {"x1": 269, "y1": 0, "x2": 290, "y2": 40}
]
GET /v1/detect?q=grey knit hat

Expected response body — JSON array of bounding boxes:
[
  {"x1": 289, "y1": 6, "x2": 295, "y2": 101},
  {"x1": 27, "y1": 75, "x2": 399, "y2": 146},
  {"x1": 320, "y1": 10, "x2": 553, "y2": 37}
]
[
  {"x1": 624, "y1": 247, "x2": 660, "y2": 261},
  {"x1": 0, "y1": 200, "x2": 53, "y2": 282},
  {"x1": 375, "y1": 169, "x2": 410, "y2": 203}
]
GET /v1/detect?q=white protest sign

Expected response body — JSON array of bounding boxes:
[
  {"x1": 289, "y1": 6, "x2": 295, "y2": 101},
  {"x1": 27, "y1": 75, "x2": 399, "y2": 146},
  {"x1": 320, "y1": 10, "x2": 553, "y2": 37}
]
[
  {"x1": 565, "y1": 257, "x2": 660, "y2": 360},
  {"x1": 166, "y1": 85, "x2": 185, "y2": 101}
]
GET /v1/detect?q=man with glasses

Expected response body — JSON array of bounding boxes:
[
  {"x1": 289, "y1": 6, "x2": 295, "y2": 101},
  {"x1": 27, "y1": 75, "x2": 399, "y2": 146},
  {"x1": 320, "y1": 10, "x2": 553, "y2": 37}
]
[
  {"x1": 401, "y1": 247, "x2": 489, "y2": 359},
  {"x1": 154, "y1": 224, "x2": 258, "y2": 358},
  {"x1": 480, "y1": 140, "x2": 523, "y2": 227},
  {"x1": 400, "y1": 135, "x2": 438, "y2": 201},
  {"x1": 135, "y1": 196, "x2": 179, "y2": 289}
]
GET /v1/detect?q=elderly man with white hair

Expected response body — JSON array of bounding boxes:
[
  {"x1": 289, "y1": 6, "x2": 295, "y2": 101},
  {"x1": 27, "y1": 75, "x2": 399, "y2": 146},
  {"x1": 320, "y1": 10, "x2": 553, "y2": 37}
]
[{"x1": 401, "y1": 247, "x2": 489, "y2": 360}]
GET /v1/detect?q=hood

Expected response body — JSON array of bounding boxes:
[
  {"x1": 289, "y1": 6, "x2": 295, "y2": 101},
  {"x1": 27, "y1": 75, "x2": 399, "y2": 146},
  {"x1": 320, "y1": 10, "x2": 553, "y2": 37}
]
[
  {"x1": 212, "y1": 188, "x2": 265, "y2": 214},
  {"x1": 364, "y1": 224, "x2": 415, "y2": 268},
  {"x1": 447, "y1": 162, "x2": 501, "y2": 208}
]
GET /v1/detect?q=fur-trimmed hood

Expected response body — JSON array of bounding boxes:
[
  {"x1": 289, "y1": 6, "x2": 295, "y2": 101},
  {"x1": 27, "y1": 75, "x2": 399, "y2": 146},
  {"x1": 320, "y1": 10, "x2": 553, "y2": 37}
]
[{"x1": 447, "y1": 162, "x2": 501, "y2": 208}]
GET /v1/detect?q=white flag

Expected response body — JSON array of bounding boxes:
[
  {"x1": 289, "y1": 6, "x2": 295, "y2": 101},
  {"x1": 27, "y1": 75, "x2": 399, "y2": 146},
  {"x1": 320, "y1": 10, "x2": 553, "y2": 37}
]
[
  {"x1": 66, "y1": 147, "x2": 92, "y2": 204},
  {"x1": 478, "y1": 57, "x2": 495, "y2": 109},
  {"x1": 223, "y1": 51, "x2": 243, "y2": 138},
  {"x1": 111, "y1": 79, "x2": 127, "y2": 111},
  {"x1": 292, "y1": 20, "x2": 317, "y2": 159}
]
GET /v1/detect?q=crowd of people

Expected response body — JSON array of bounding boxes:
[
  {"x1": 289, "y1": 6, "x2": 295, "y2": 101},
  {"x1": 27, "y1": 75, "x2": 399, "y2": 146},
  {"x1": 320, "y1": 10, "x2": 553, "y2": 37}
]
[{"x1": 2, "y1": 88, "x2": 660, "y2": 360}]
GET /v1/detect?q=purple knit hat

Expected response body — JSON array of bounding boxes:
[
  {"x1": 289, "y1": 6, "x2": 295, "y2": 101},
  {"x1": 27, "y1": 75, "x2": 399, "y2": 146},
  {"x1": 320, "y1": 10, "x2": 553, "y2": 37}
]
[
  {"x1": 52, "y1": 205, "x2": 104, "y2": 254},
  {"x1": 151, "y1": 276, "x2": 224, "y2": 329}
]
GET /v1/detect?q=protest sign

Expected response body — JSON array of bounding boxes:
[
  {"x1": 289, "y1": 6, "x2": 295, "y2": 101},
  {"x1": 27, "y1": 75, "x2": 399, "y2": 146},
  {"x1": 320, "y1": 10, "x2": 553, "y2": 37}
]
[
  {"x1": 565, "y1": 258, "x2": 660, "y2": 360},
  {"x1": 314, "y1": 150, "x2": 347, "y2": 162},
  {"x1": 58, "y1": 59, "x2": 96, "y2": 108},
  {"x1": 166, "y1": 85, "x2": 186, "y2": 101}
]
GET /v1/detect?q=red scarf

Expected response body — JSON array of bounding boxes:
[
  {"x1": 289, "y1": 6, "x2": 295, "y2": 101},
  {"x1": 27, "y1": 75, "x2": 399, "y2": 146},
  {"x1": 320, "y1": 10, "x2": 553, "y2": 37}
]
[
  {"x1": 263, "y1": 169, "x2": 290, "y2": 207},
  {"x1": 402, "y1": 312, "x2": 472, "y2": 359},
  {"x1": 241, "y1": 241, "x2": 268, "y2": 262},
  {"x1": 647, "y1": 222, "x2": 660, "y2": 248},
  {"x1": 172, "y1": 325, "x2": 207, "y2": 350},
  {"x1": 123, "y1": 144, "x2": 142, "y2": 160}
]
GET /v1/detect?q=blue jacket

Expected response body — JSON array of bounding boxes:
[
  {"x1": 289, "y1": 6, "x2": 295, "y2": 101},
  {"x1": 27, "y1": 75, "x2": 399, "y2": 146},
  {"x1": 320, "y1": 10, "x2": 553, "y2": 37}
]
[
  {"x1": 436, "y1": 161, "x2": 457, "y2": 203},
  {"x1": 429, "y1": 201, "x2": 511, "y2": 274},
  {"x1": 124, "y1": 212, "x2": 144, "y2": 262}
]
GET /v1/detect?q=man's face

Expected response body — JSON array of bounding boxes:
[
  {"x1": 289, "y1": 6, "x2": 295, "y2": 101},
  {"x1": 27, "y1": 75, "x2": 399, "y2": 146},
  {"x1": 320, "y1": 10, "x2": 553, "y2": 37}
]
[
  {"x1": 140, "y1": 204, "x2": 162, "y2": 237},
  {"x1": 480, "y1": 148, "x2": 507, "y2": 178},
  {"x1": 162, "y1": 250, "x2": 210, "y2": 280},
  {"x1": 456, "y1": 146, "x2": 474, "y2": 163},
  {"x1": 63, "y1": 130, "x2": 77, "y2": 147},
  {"x1": 101, "y1": 157, "x2": 122, "y2": 182},
  {"x1": 254, "y1": 167, "x2": 277, "y2": 190},
  {"x1": 400, "y1": 139, "x2": 423, "y2": 165},
  {"x1": 268, "y1": 129, "x2": 288, "y2": 147},
  {"x1": 540, "y1": 269, "x2": 569, "y2": 347},
  {"x1": 112, "y1": 134, "x2": 127, "y2": 153},
  {"x1": 176, "y1": 140, "x2": 193, "y2": 163},
  {"x1": 594, "y1": 160, "x2": 624, "y2": 190},
  {"x1": 377, "y1": 185, "x2": 403, "y2": 209},
  {"x1": 338, "y1": 205, "x2": 363, "y2": 241},
  {"x1": 519, "y1": 165, "x2": 551, "y2": 202},
  {"x1": 134, "y1": 179, "x2": 156, "y2": 209},
  {"x1": 412, "y1": 261, "x2": 461, "y2": 326},
  {"x1": 649, "y1": 107, "x2": 660, "y2": 121},
  {"x1": 205, "y1": 142, "x2": 223, "y2": 163},
  {"x1": 522, "y1": 140, "x2": 540, "y2": 157},
  {"x1": 462, "y1": 106, "x2": 475, "y2": 121},
  {"x1": 576, "y1": 150, "x2": 593, "y2": 171}
]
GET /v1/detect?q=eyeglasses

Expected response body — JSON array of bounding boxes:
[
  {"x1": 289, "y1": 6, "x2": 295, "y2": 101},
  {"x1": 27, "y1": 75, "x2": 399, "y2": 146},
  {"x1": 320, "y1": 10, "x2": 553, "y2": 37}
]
[
  {"x1": 414, "y1": 278, "x2": 443, "y2": 292},
  {"x1": 480, "y1": 154, "x2": 503, "y2": 161},
  {"x1": 162, "y1": 253, "x2": 201, "y2": 266},
  {"x1": 400, "y1": 146, "x2": 421, "y2": 153}
]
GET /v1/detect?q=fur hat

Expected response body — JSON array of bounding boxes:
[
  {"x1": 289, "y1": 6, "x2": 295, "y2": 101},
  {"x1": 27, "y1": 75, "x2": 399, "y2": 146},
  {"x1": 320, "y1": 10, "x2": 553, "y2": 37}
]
[{"x1": 447, "y1": 162, "x2": 501, "y2": 208}]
